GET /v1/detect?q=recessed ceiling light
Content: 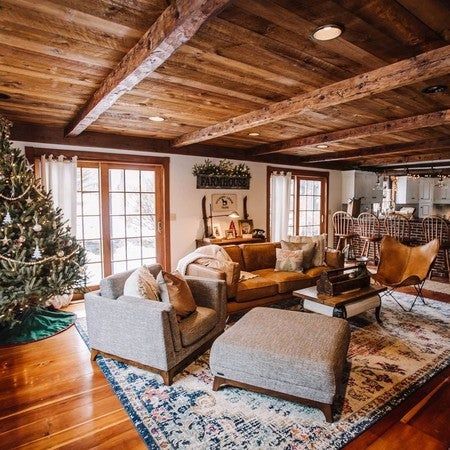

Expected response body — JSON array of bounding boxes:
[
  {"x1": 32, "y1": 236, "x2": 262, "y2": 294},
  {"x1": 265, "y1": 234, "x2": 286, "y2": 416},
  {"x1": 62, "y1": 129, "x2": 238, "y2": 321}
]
[
  {"x1": 316, "y1": 144, "x2": 329, "y2": 149},
  {"x1": 248, "y1": 132, "x2": 260, "y2": 137},
  {"x1": 311, "y1": 24, "x2": 343, "y2": 41},
  {"x1": 0, "y1": 93, "x2": 11, "y2": 100},
  {"x1": 421, "y1": 85, "x2": 447, "y2": 94},
  {"x1": 149, "y1": 116, "x2": 165, "y2": 122}
]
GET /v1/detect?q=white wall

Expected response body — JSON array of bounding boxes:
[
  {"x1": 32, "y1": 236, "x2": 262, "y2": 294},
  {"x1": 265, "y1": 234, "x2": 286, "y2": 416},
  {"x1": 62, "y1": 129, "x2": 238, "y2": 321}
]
[{"x1": 13, "y1": 140, "x2": 342, "y2": 269}]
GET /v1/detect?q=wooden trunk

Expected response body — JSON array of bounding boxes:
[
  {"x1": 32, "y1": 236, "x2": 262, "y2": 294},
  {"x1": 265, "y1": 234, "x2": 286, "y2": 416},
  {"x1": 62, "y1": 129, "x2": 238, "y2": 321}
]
[{"x1": 317, "y1": 265, "x2": 370, "y2": 296}]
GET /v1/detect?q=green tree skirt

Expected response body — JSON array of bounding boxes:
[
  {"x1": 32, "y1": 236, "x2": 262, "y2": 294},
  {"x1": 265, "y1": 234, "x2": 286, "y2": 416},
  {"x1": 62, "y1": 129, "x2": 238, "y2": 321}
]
[{"x1": 0, "y1": 307, "x2": 76, "y2": 345}]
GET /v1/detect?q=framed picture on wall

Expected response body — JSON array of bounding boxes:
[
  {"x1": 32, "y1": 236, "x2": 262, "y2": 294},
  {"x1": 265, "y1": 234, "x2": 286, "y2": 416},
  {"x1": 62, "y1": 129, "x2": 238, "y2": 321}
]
[
  {"x1": 225, "y1": 230, "x2": 235, "y2": 239},
  {"x1": 211, "y1": 193, "x2": 238, "y2": 213},
  {"x1": 238, "y1": 219, "x2": 253, "y2": 236},
  {"x1": 212, "y1": 224, "x2": 222, "y2": 238}
]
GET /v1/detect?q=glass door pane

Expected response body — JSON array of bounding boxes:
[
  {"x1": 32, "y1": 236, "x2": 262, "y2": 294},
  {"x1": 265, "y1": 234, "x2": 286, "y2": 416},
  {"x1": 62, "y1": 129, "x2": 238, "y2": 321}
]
[
  {"x1": 108, "y1": 167, "x2": 158, "y2": 273},
  {"x1": 76, "y1": 165, "x2": 103, "y2": 284},
  {"x1": 298, "y1": 179, "x2": 322, "y2": 236}
]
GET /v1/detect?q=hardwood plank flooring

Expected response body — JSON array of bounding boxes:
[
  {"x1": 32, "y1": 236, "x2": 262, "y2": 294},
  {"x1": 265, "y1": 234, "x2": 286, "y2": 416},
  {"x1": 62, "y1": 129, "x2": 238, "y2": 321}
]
[{"x1": 0, "y1": 301, "x2": 448, "y2": 449}]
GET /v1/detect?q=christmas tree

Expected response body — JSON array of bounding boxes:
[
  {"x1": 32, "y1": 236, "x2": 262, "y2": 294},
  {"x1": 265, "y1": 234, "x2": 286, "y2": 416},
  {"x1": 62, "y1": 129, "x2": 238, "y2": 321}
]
[{"x1": 0, "y1": 116, "x2": 86, "y2": 338}]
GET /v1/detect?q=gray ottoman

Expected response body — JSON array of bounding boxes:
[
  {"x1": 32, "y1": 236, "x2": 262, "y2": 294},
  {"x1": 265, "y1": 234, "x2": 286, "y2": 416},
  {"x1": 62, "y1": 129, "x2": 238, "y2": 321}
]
[{"x1": 210, "y1": 307, "x2": 350, "y2": 422}]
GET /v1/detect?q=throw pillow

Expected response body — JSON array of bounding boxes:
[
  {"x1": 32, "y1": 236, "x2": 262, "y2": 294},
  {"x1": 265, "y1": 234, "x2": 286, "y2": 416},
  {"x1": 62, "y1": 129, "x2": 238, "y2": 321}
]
[
  {"x1": 288, "y1": 234, "x2": 327, "y2": 267},
  {"x1": 157, "y1": 270, "x2": 197, "y2": 319},
  {"x1": 280, "y1": 240, "x2": 316, "y2": 269},
  {"x1": 274, "y1": 248, "x2": 304, "y2": 272},
  {"x1": 123, "y1": 266, "x2": 160, "y2": 300}
]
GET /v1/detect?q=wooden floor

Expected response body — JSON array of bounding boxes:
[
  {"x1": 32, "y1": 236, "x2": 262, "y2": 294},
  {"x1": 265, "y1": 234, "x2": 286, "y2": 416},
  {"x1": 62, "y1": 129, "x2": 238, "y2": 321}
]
[{"x1": 1, "y1": 299, "x2": 449, "y2": 449}]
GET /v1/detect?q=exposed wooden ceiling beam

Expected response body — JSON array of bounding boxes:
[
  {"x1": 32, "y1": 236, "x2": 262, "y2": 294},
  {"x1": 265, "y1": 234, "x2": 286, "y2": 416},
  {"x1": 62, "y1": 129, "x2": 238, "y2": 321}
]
[
  {"x1": 65, "y1": 0, "x2": 232, "y2": 137},
  {"x1": 172, "y1": 45, "x2": 450, "y2": 147},
  {"x1": 12, "y1": 122, "x2": 345, "y2": 169},
  {"x1": 368, "y1": 168, "x2": 450, "y2": 177},
  {"x1": 363, "y1": 160, "x2": 450, "y2": 171},
  {"x1": 250, "y1": 109, "x2": 450, "y2": 156},
  {"x1": 291, "y1": 137, "x2": 450, "y2": 163},
  {"x1": 356, "y1": 149, "x2": 450, "y2": 166}
]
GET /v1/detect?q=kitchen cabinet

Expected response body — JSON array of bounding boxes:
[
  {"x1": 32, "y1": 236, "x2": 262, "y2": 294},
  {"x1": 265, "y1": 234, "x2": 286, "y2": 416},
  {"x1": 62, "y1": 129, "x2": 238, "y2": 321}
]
[
  {"x1": 419, "y1": 203, "x2": 433, "y2": 218},
  {"x1": 418, "y1": 178, "x2": 435, "y2": 218},
  {"x1": 396, "y1": 176, "x2": 419, "y2": 203},
  {"x1": 434, "y1": 181, "x2": 449, "y2": 204},
  {"x1": 419, "y1": 178, "x2": 434, "y2": 201}
]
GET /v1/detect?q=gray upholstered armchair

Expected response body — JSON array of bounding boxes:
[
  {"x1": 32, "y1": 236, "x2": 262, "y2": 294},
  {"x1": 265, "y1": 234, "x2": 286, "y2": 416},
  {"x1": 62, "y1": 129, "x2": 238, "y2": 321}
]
[{"x1": 85, "y1": 264, "x2": 227, "y2": 385}]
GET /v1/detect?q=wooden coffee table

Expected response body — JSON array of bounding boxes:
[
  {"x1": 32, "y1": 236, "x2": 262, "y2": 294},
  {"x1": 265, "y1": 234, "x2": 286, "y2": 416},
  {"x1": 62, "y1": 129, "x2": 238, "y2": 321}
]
[{"x1": 293, "y1": 285, "x2": 386, "y2": 323}]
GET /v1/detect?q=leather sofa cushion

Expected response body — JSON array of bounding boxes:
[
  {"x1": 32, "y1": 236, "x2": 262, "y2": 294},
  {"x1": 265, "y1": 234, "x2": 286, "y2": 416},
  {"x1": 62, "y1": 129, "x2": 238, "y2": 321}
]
[
  {"x1": 223, "y1": 245, "x2": 244, "y2": 269},
  {"x1": 240, "y1": 243, "x2": 277, "y2": 272},
  {"x1": 235, "y1": 276, "x2": 278, "y2": 303},
  {"x1": 178, "y1": 306, "x2": 218, "y2": 347},
  {"x1": 252, "y1": 269, "x2": 312, "y2": 294},
  {"x1": 304, "y1": 266, "x2": 329, "y2": 278}
]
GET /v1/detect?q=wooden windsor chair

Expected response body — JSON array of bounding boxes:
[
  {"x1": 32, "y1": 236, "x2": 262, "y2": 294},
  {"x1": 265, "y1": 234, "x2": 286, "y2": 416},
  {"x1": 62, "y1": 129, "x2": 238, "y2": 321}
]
[
  {"x1": 422, "y1": 216, "x2": 450, "y2": 281},
  {"x1": 332, "y1": 211, "x2": 357, "y2": 260},
  {"x1": 357, "y1": 213, "x2": 381, "y2": 264},
  {"x1": 384, "y1": 213, "x2": 412, "y2": 245}
]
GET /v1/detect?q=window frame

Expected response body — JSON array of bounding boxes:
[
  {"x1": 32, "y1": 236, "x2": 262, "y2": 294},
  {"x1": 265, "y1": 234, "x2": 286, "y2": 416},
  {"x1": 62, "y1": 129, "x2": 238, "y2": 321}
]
[
  {"x1": 266, "y1": 166, "x2": 329, "y2": 241},
  {"x1": 26, "y1": 147, "x2": 171, "y2": 284}
]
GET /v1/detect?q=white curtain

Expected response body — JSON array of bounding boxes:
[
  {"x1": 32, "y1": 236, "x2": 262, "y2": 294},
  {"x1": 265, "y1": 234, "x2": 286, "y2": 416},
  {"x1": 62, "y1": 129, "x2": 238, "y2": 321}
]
[
  {"x1": 40, "y1": 155, "x2": 77, "y2": 234},
  {"x1": 270, "y1": 171, "x2": 292, "y2": 241}
]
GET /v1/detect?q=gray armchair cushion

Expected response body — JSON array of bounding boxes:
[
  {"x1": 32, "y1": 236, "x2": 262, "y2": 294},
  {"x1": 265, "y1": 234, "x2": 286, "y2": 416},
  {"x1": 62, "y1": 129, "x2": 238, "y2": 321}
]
[
  {"x1": 100, "y1": 264, "x2": 162, "y2": 299},
  {"x1": 178, "y1": 306, "x2": 218, "y2": 347}
]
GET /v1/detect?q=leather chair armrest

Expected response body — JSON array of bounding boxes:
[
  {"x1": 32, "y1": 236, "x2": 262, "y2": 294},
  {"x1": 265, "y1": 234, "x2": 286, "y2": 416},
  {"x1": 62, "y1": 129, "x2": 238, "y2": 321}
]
[
  {"x1": 186, "y1": 263, "x2": 226, "y2": 281},
  {"x1": 185, "y1": 263, "x2": 238, "y2": 299},
  {"x1": 325, "y1": 248, "x2": 344, "y2": 268}
]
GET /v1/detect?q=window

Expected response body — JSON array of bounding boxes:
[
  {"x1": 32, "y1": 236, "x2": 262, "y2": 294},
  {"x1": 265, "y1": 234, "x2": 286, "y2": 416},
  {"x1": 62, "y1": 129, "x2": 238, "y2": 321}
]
[
  {"x1": 76, "y1": 164, "x2": 103, "y2": 284},
  {"x1": 28, "y1": 148, "x2": 170, "y2": 288},
  {"x1": 268, "y1": 167, "x2": 328, "y2": 240},
  {"x1": 108, "y1": 167, "x2": 157, "y2": 273},
  {"x1": 77, "y1": 162, "x2": 166, "y2": 284}
]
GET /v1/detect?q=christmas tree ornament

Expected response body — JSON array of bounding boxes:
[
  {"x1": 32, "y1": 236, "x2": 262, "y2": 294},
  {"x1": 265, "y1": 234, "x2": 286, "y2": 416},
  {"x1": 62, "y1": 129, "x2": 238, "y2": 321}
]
[
  {"x1": 32, "y1": 223, "x2": 42, "y2": 232},
  {"x1": 57, "y1": 250, "x2": 65, "y2": 258},
  {"x1": 3, "y1": 211, "x2": 12, "y2": 225},
  {"x1": 18, "y1": 235, "x2": 26, "y2": 243},
  {"x1": 32, "y1": 244, "x2": 42, "y2": 260}
]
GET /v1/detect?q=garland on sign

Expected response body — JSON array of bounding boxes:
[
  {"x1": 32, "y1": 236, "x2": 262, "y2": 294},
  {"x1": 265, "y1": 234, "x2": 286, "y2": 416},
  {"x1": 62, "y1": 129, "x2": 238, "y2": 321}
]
[{"x1": 192, "y1": 159, "x2": 251, "y2": 179}]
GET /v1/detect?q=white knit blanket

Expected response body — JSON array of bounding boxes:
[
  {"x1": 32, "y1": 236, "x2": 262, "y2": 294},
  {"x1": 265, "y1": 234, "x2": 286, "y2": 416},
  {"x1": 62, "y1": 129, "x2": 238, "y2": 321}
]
[
  {"x1": 176, "y1": 245, "x2": 232, "y2": 275},
  {"x1": 176, "y1": 245, "x2": 256, "y2": 281}
]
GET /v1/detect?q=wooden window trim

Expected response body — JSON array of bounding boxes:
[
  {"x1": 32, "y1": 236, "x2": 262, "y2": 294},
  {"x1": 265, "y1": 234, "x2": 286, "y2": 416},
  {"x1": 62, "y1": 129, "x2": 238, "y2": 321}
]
[
  {"x1": 266, "y1": 166, "x2": 329, "y2": 240},
  {"x1": 26, "y1": 147, "x2": 171, "y2": 272}
]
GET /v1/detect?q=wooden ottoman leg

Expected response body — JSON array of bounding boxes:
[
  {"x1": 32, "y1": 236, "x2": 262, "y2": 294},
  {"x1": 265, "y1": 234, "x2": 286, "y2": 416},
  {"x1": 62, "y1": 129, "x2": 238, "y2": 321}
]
[
  {"x1": 90, "y1": 349, "x2": 99, "y2": 361},
  {"x1": 213, "y1": 376, "x2": 224, "y2": 391}
]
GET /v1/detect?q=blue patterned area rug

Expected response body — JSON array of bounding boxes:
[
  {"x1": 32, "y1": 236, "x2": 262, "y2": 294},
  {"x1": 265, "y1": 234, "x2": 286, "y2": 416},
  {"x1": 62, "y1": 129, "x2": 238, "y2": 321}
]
[{"x1": 75, "y1": 294, "x2": 450, "y2": 449}]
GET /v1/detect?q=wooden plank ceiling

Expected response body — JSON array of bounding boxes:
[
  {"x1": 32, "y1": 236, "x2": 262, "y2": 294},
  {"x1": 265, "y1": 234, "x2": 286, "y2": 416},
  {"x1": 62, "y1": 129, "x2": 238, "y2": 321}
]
[{"x1": 1, "y1": 0, "x2": 449, "y2": 170}]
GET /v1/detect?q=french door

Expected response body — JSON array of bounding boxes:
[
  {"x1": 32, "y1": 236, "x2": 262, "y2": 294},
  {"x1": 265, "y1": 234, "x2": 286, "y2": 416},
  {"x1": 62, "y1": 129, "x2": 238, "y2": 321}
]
[{"x1": 77, "y1": 162, "x2": 166, "y2": 284}]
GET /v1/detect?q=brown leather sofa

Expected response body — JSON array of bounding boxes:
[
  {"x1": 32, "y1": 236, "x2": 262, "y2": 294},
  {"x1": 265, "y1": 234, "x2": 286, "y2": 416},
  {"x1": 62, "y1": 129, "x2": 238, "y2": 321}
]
[{"x1": 186, "y1": 242, "x2": 343, "y2": 314}]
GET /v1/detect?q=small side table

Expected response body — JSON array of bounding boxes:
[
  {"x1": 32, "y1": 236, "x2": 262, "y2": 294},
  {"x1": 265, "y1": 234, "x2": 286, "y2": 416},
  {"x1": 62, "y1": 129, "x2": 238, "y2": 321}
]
[{"x1": 293, "y1": 285, "x2": 386, "y2": 323}]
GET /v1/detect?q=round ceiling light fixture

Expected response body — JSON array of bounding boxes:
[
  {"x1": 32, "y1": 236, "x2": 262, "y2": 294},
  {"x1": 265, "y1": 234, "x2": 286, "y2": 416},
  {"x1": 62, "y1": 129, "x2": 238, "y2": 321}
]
[
  {"x1": 149, "y1": 116, "x2": 165, "y2": 122},
  {"x1": 248, "y1": 132, "x2": 260, "y2": 136},
  {"x1": 316, "y1": 144, "x2": 329, "y2": 149},
  {"x1": 0, "y1": 93, "x2": 11, "y2": 100},
  {"x1": 421, "y1": 85, "x2": 447, "y2": 94},
  {"x1": 311, "y1": 24, "x2": 343, "y2": 41}
]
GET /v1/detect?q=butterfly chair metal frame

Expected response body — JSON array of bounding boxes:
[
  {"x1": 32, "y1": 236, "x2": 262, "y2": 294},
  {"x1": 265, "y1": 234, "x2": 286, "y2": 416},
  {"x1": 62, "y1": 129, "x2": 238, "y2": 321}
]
[{"x1": 372, "y1": 236, "x2": 440, "y2": 312}]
